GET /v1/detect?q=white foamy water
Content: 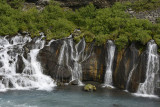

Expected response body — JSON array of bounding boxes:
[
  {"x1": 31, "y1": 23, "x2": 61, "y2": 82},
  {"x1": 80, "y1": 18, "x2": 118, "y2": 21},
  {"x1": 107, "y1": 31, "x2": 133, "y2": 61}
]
[
  {"x1": 0, "y1": 35, "x2": 56, "y2": 92},
  {"x1": 125, "y1": 64, "x2": 138, "y2": 90},
  {"x1": 133, "y1": 93, "x2": 159, "y2": 99},
  {"x1": 56, "y1": 38, "x2": 93, "y2": 85},
  {"x1": 104, "y1": 40, "x2": 115, "y2": 88},
  {"x1": 46, "y1": 39, "x2": 55, "y2": 46},
  {"x1": 136, "y1": 40, "x2": 159, "y2": 96},
  {"x1": 68, "y1": 38, "x2": 85, "y2": 85}
]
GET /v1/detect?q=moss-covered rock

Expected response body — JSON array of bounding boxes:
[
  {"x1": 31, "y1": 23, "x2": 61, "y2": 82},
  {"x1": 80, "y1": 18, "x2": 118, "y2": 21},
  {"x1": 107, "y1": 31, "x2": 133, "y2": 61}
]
[
  {"x1": 56, "y1": 81, "x2": 64, "y2": 86},
  {"x1": 84, "y1": 84, "x2": 96, "y2": 91}
]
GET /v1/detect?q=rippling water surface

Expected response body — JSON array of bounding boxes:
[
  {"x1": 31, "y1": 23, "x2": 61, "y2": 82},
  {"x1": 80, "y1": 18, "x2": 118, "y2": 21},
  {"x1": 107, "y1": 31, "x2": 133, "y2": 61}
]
[{"x1": 0, "y1": 86, "x2": 159, "y2": 107}]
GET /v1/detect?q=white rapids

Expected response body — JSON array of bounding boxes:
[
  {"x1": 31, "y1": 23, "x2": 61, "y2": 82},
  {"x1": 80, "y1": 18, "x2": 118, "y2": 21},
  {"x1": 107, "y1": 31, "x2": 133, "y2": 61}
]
[
  {"x1": 103, "y1": 40, "x2": 115, "y2": 88},
  {"x1": 136, "y1": 40, "x2": 159, "y2": 96},
  {"x1": 0, "y1": 34, "x2": 56, "y2": 92}
]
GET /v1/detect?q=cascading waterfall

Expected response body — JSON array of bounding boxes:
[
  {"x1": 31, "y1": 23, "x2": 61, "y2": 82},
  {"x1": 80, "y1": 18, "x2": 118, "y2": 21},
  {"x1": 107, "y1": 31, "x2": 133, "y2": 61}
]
[
  {"x1": 56, "y1": 41, "x2": 68, "y2": 81},
  {"x1": 104, "y1": 40, "x2": 115, "y2": 88},
  {"x1": 136, "y1": 40, "x2": 159, "y2": 96},
  {"x1": 125, "y1": 64, "x2": 138, "y2": 91},
  {"x1": 56, "y1": 37, "x2": 88, "y2": 85},
  {"x1": 0, "y1": 34, "x2": 56, "y2": 92},
  {"x1": 68, "y1": 38, "x2": 85, "y2": 85}
]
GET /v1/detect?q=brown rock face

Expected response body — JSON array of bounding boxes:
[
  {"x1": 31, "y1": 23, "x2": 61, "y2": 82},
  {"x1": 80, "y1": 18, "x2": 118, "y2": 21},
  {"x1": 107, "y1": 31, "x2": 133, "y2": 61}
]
[
  {"x1": 38, "y1": 39, "x2": 71, "y2": 82},
  {"x1": 113, "y1": 43, "x2": 140, "y2": 89},
  {"x1": 127, "y1": 51, "x2": 148, "y2": 92},
  {"x1": 82, "y1": 45, "x2": 105, "y2": 82},
  {"x1": 37, "y1": 37, "x2": 160, "y2": 96},
  {"x1": 38, "y1": 38, "x2": 105, "y2": 83}
]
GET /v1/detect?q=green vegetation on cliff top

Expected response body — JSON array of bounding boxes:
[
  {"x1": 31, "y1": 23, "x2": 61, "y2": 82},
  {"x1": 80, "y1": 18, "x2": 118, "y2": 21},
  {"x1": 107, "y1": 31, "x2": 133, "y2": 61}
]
[
  {"x1": 0, "y1": 0, "x2": 160, "y2": 50},
  {"x1": 128, "y1": 0, "x2": 160, "y2": 12}
]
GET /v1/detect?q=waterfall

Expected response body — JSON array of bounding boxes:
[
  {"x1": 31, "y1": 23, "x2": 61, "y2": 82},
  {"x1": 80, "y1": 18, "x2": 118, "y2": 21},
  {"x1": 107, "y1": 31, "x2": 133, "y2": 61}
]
[
  {"x1": 56, "y1": 37, "x2": 88, "y2": 85},
  {"x1": 136, "y1": 40, "x2": 159, "y2": 96},
  {"x1": 125, "y1": 64, "x2": 138, "y2": 91},
  {"x1": 56, "y1": 41, "x2": 68, "y2": 81},
  {"x1": 104, "y1": 40, "x2": 115, "y2": 88},
  {"x1": 68, "y1": 38, "x2": 85, "y2": 85},
  {"x1": 0, "y1": 35, "x2": 56, "y2": 92}
]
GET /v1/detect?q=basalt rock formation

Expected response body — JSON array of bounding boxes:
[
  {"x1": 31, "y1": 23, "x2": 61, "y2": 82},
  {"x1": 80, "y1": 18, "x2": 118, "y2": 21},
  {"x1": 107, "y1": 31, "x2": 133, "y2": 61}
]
[
  {"x1": 113, "y1": 43, "x2": 140, "y2": 90},
  {"x1": 0, "y1": 35, "x2": 160, "y2": 96}
]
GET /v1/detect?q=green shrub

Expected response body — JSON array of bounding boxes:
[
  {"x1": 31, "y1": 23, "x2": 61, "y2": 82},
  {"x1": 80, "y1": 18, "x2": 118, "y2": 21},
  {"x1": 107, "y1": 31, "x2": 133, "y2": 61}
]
[
  {"x1": 0, "y1": 1, "x2": 160, "y2": 51},
  {"x1": 154, "y1": 35, "x2": 160, "y2": 47},
  {"x1": 95, "y1": 34, "x2": 110, "y2": 46},
  {"x1": 127, "y1": 0, "x2": 160, "y2": 12},
  {"x1": 115, "y1": 35, "x2": 128, "y2": 50},
  {"x1": 7, "y1": 0, "x2": 25, "y2": 9}
]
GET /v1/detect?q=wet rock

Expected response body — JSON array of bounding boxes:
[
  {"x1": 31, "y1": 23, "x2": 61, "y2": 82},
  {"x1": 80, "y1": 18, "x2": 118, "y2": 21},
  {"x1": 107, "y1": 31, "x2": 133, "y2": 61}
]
[
  {"x1": 2, "y1": 78, "x2": 14, "y2": 88},
  {"x1": 0, "y1": 75, "x2": 4, "y2": 80},
  {"x1": 127, "y1": 50, "x2": 148, "y2": 92},
  {"x1": 84, "y1": 84, "x2": 96, "y2": 91},
  {"x1": 82, "y1": 45, "x2": 105, "y2": 82},
  {"x1": 0, "y1": 61, "x2": 3, "y2": 68},
  {"x1": 37, "y1": 39, "x2": 72, "y2": 82},
  {"x1": 155, "y1": 71, "x2": 160, "y2": 96},
  {"x1": 56, "y1": 81, "x2": 64, "y2": 86},
  {"x1": 155, "y1": 87, "x2": 160, "y2": 97},
  {"x1": 38, "y1": 38, "x2": 96, "y2": 83},
  {"x1": 16, "y1": 55, "x2": 25, "y2": 73},
  {"x1": 69, "y1": 79, "x2": 79, "y2": 85},
  {"x1": 113, "y1": 43, "x2": 140, "y2": 90}
]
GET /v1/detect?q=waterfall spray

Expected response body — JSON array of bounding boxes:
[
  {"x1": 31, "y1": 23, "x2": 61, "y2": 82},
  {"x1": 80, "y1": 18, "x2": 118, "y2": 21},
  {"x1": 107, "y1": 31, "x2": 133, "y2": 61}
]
[
  {"x1": 136, "y1": 40, "x2": 159, "y2": 96},
  {"x1": 104, "y1": 40, "x2": 115, "y2": 88},
  {"x1": 0, "y1": 35, "x2": 56, "y2": 92}
]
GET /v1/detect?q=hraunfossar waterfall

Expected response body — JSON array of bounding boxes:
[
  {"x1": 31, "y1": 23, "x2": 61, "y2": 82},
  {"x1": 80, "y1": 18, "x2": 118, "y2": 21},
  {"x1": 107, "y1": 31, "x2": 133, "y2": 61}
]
[
  {"x1": 1, "y1": 0, "x2": 160, "y2": 106},
  {"x1": 0, "y1": 34, "x2": 160, "y2": 107}
]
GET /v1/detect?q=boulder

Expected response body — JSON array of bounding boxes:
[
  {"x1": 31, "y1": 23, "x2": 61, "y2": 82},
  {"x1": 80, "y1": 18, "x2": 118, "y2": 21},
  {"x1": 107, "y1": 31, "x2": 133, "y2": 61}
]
[
  {"x1": 56, "y1": 81, "x2": 64, "y2": 86},
  {"x1": 84, "y1": 84, "x2": 96, "y2": 91},
  {"x1": 69, "y1": 79, "x2": 79, "y2": 85}
]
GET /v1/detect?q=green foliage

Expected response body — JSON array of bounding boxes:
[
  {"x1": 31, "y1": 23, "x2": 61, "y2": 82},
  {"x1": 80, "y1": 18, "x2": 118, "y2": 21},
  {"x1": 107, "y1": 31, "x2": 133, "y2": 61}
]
[
  {"x1": 80, "y1": 31, "x2": 95, "y2": 43},
  {"x1": 0, "y1": 1, "x2": 160, "y2": 51},
  {"x1": 0, "y1": 1, "x2": 19, "y2": 35},
  {"x1": 115, "y1": 35, "x2": 128, "y2": 50},
  {"x1": 7, "y1": 0, "x2": 25, "y2": 9},
  {"x1": 71, "y1": 2, "x2": 155, "y2": 49},
  {"x1": 154, "y1": 35, "x2": 160, "y2": 47},
  {"x1": 156, "y1": 18, "x2": 160, "y2": 23},
  {"x1": 95, "y1": 34, "x2": 111, "y2": 46},
  {"x1": 0, "y1": 1, "x2": 75, "y2": 40},
  {"x1": 127, "y1": 0, "x2": 160, "y2": 12}
]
